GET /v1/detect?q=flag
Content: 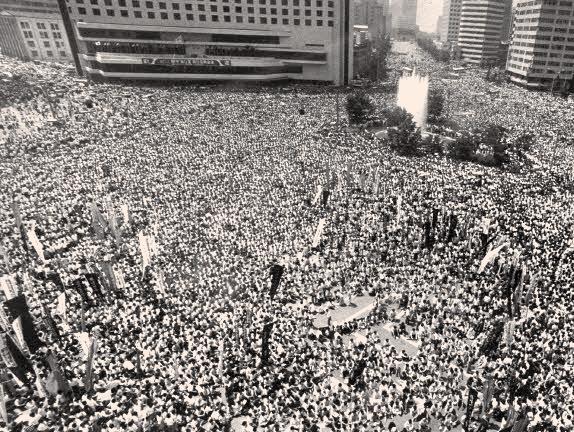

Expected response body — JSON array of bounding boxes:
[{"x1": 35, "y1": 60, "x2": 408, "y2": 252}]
[
  {"x1": 482, "y1": 378, "x2": 494, "y2": 414},
  {"x1": 0, "y1": 383, "x2": 7, "y2": 424},
  {"x1": 0, "y1": 244, "x2": 10, "y2": 271},
  {"x1": 0, "y1": 334, "x2": 32, "y2": 385},
  {"x1": 11, "y1": 317, "x2": 27, "y2": 352},
  {"x1": 84, "y1": 335, "x2": 98, "y2": 392},
  {"x1": 84, "y1": 273, "x2": 104, "y2": 300},
  {"x1": 71, "y1": 278, "x2": 92, "y2": 306},
  {"x1": 218, "y1": 340, "x2": 225, "y2": 379},
  {"x1": 138, "y1": 231, "x2": 151, "y2": 270},
  {"x1": 120, "y1": 204, "x2": 130, "y2": 224},
  {"x1": 99, "y1": 260, "x2": 118, "y2": 292},
  {"x1": 312, "y1": 218, "x2": 326, "y2": 248},
  {"x1": 90, "y1": 202, "x2": 107, "y2": 239},
  {"x1": 396, "y1": 195, "x2": 402, "y2": 223},
  {"x1": 504, "y1": 320, "x2": 515, "y2": 347},
  {"x1": 478, "y1": 242, "x2": 509, "y2": 273},
  {"x1": 156, "y1": 270, "x2": 167, "y2": 294},
  {"x1": 12, "y1": 200, "x2": 22, "y2": 229},
  {"x1": 75, "y1": 332, "x2": 91, "y2": 360},
  {"x1": 45, "y1": 352, "x2": 71, "y2": 395},
  {"x1": 4, "y1": 294, "x2": 44, "y2": 353},
  {"x1": 0, "y1": 275, "x2": 18, "y2": 300},
  {"x1": 55, "y1": 293, "x2": 66, "y2": 320},
  {"x1": 26, "y1": 227, "x2": 46, "y2": 263},
  {"x1": 312, "y1": 185, "x2": 323, "y2": 205},
  {"x1": 114, "y1": 268, "x2": 126, "y2": 290},
  {"x1": 42, "y1": 305, "x2": 61, "y2": 341},
  {"x1": 269, "y1": 264, "x2": 284, "y2": 299}
]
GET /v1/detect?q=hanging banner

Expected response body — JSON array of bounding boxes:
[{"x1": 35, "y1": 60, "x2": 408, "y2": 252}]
[
  {"x1": 312, "y1": 218, "x2": 326, "y2": 248},
  {"x1": 478, "y1": 242, "x2": 509, "y2": 273},
  {"x1": 0, "y1": 275, "x2": 18, "y2": 300},
  {"x1": 27, "y1": 227, "x2": 46, "y2": 263}
]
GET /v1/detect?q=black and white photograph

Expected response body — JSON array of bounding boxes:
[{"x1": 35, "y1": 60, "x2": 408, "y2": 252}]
[{"x1": 0, "y1": 0, "x2": 573, "y2": 430}]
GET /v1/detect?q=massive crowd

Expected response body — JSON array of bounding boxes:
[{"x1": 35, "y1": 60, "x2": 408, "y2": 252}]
[{"x1": 1, "y1": 43, "x2": 573, "y2": 432}]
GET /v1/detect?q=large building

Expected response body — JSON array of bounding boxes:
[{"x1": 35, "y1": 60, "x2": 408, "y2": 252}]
[
  {"x1": 457, "y1": 0, "x2": 511, "y2": 64},
  {"x1": 506, "y1": 0, "x2": 574, "y2": 91},
  {"x1": 354, "y1": 0, "x2": 391, "y2": 37},
  {"x1": 0, "y1": 9, "x2": 72, "y2": 62},
  {"x1": 0, "y1": 0, "x2": 59, "y2": 14},
  {"x1": 59, "y1": 0, "x2": 354, "y2": 84},
  {"x1": 391, "y1": 0, "x2": 417, "y2": 38},
  {"x1": 439, "y1": 0, "x2": 462, "y2": 43}
]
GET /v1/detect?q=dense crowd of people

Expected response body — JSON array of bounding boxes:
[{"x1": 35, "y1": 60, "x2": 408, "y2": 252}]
[{"x1": 0, "y1": 43, "x2": 573, "y2": 432}]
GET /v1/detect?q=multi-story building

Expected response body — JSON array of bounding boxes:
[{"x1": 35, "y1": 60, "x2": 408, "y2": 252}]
[
  {"x1": 391, "y1": 0, "x2": 417, "y2": 38},
  {"x1": 457, "y1": 0, "x2": 511, "y2": 64},
  {"x1": 354, "y1": 0, "x2": 391, "y2": 37},
  {"x1": 506, "y1": 0, "x2": 574, "y2": 91},
  {"x1": 0, "y1": 9, "x2": 72, "y2": 62},
  {"x1": 0, "y1": 0, "x2": 59, "y2": 14},
  {"x1": 58, "y1": 0, "x2": 354, "y2": 84},
  {"x1": 439, "y1": 0, "x2": 462, "y2": 43}
]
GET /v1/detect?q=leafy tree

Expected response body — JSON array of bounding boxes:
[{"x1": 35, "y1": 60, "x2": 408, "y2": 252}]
[
  {"x1": 416, "y1": 37, "x2": 450, "y2": 62},
  {"x1": 421, "y1": 133, "x2": 444, "y2": 155},
  {"x1": 345, "y1": 92, "x2": 375, "y2": 124},
  {"x1": 427, "y1": 89, "x2": 445, "y2": 123},
  {"x1": 388, "y1": 113, "x2": 422, "y2": 156},
  {"x1": 448, "y1": 131, "x2": 478, "y2": 161},
  {"x1": 381, "y1": 106, "x2": 412, "y2": 128},
  {"x1": 480, "y1": 124, "x2": 508, "y2": 166}
]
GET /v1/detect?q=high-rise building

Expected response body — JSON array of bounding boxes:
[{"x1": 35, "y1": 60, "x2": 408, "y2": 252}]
[
  {"x1": 391, "y1": 0, "x2": 417, "y2": 38},
  {"x1": 354, "y1": 0, "x2": 391, "y2": 37},
  {"x1": 0, "y1": 7, "x2": 72, "y2": 62},
  {"x1": 457, "y1": 0, "x2": 510, "y2": 64},
  {"x1": 439, "y1": 0, "x2": 462, "y2": 43},
  {"x1": 506, "y1": 0, "x2": 574, "y2": 91},
  {"x1": 0, "y1": 0, "x2": 59, "y2": 14},
  {"x1": 59, "y1": 0, "x2": 354, "y2": 84}
]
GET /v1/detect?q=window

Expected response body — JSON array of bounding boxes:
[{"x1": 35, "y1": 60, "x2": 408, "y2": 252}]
[
  {"x1": 211, "y1": 14, "x2": 218, "y2": 20},
  {"x1": 27, "y1": 41, "x2": 35, "y2": 47},
  {"x1": 224, "y1": 15, "x2": 230, "y2": 21},
  {"x1": 146, "y1": 1, "x2": 153, "y2": 7},
  {"x1": 40, "y1": 31, "x2": 49, "y2": 38},
  {"x1": 45, "y1": 50, "x2": 53, "y2": 57},
  {"x1": 133, "y1": 0, "x2": 140, "y2": 5},
  {"x1": 198, "y1": 4, "x2": 205, "y2": 10},
  {"x1": 23, "y1": 30, "x2": 34, "y2": 38},
  {"x1": 270, "y1": 7, "x2": 276, "y2": 14},
  {"x1": 199, "y1": 14, "x2": 206, "y2": 20},
  {"x1": 260, "y1": 7, "x2": 266, "y2": 13},
  {"x1": 44, "y1": 41, "x2": 51, "y2": 47},
  {"x1": 185, "y1": 3, "x2": 192, "y2": 9},
  {"x1": 260, "y1": 17, "x2": 267, "y2": 23},
  {"x1": 210, "y1": 5, "x2": 217, "y2": 11},
  {"x1": 316, "y1": 9, "x2": 322, "y2": 16},
  {"x1": 107, "y1": 8, "x2": 115, "y2": 15},
  {"x1": 104, "y1": 0, "x2": 111, "y2": 5},
  {"x1": 282, "y1": 0, "x2": 287, "y2": 4},
  {"x1": 55, "y1": 41, "x2": 61, "y2": 47},
  {"x1": 316, "y1": 0, "x2": 321, "y2": 5},
  {"x1": 172, "y1": 2, "x2": 179, "y2": 9},
  {"x1": 293, "y1": 9, "x2": 299, "y2": 15},
  {"x1": 134, "y1": 10, "x2": 142, "y2": 17},
  {"x1": 248, "y1": 16, "x2": 255, "y2": 22},
  {"x1": 316, "y1": 19, "x2": 322, "y2": 25},
  {"x1": 186, "y1": 13, "x2": 193, "y2": 19},
  {"x1": 327, "y1": 10, "x2": 332, "y2": 16},
  {"x1": 327, "y1": 20, "x2": 333, "y2": 26},
  {"x1": 147, "y1": 11, "x2": 155, "y2": 17},
  {"x1": 37, "y1": 22, "x2": 46, "y2": 29},
  {"x1": 223, "y1": 5, "x2": 229, "y2": 11},
  {"x1": 20, "y1": 21, "x2": 30, "y2": 29},
  {"x1": 31, "y1": 50, "x2": 39, "y2": 57},
  {"x1": 53, "y1": 32, "x2": 62, "y2": 38},
  {"x1": 76, "y1": 0, "x2": 84, "y2": 3},
  {"x1": 304, "y1": 0, "x2": 310, "y2": 6},
  {"x1": 271, "y1": 17, "x2": 276, "y2": 23},
  {"x1": 236, "y1": 15, "x2": 243, "y2": 22},
  {"x1": 282, "y1": 18, "x2": 289, "y2": 23},
  {"x1": 160, "y1": 11, "x2": 168, "y2": 18},
  {"x1": 93, "y1": 7, "x2": 101, "y2": 14},
  {"x1": 305, "y1": 18, "x2": 311, "y2": 25},
  {"x1": 294, "y1": 18, "x2": 300, "y2": 24},
  {"x1": 90, "y1": 0, "x2": 98, "y2": 5},
  {"x1": 119, "y1": 0, "x2": 126, "y2": 5},
  {"x1": 282, "y1": 8, "x2": 288, "y2": 14},
  {"x1": 60, "y1": 51, "x2": 67, "y2": 57},
  {"x1": 305, "y1": 9, "x2": 310, "y2": 15},
  {"x1": 248, "y1": 6, "x2": 254, "y2": 12},
  {"x1": 327, "y1": 0, "x2": 332, "y2": 6},
  {"x1": 293, "y1": 0, "x2": 299, "y2": 5},
  {"x1": 235, "y1": 6, "x2": 242, "y2": 12},
  {"x1": 174, "y1": 12, "x2": 180, "y2": 19},
  {"x1": 259, "y1": 0, "x2": 265, "y2": 3},
  {"x1": 159, "y1": 2, "x2": 166, "y2": 8}
]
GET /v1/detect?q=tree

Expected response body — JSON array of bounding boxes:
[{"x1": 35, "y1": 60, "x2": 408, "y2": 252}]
[
  {"x1": 345, "y1": 92, "x2": 375, "y2": 124},
  {"x1": 421, "y1": 134, "x2": 444, "y2": 155},
  {"x1": 480, "y1": 124, "x2": 508, "y2": 166},
  {"x1": 381, "y1": 106, "x2": 412, "y2": 128},
  {"x1": 448, "y1": 132, "x2": 478, "y2": 161},
  {"x1": 388, "y1": 113, "x2": 422, "y2": 156},
  {"x1": 427, "y1": 90, "x2": 445, "y2": 123}
]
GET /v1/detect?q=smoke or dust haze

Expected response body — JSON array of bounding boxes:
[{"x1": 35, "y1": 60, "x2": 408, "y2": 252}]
[{"x1": 417, "y1": 0, "x2": 444, "y2": 33}]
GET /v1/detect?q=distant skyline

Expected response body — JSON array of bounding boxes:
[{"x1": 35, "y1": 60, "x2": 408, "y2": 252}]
[{"x1": 416, "y1": 0, "x2": 443, "y2": 32}]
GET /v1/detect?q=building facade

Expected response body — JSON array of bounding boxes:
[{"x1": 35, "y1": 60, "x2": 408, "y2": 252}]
[
  {"x1": 506, "y1": 0, "x2": 574, "y2": 90},
  {"x1": 0, "y1": 0, "x2": 59, "y2": 14},
  {"x1": 439, "y1": 0, "x2": 461, "y2": 43},
  {"x1": 59, "y1": 0, "x2": 354, "y2": 84},
  {"x1": 354, "y1": 0, "x2": 391, "y2": 37},
  {"x1": 457, "y1": 0, "x2": 510, "y2": 64},
  {"x1": 391, "y1": 0, "x2": 417, "y2": 38},
  {"x1": 0, "y1": 10, "x2": 72, "y2": 62}
]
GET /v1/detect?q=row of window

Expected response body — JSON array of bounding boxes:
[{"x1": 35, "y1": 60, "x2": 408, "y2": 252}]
[
  {"x1": 21, "y1": 30, "x2": 63, "y2": 40},
  {"x1": 75, "y1": 5, "x2": 332, "y2": 15},
  {"x1": 73, "y1": 6, "x2": 334, "y2": 25},
  {"x1": 29, "y1": 49, "x2": 68, "y2": 57},
  {"x1": 74, "y1": 0, "x2": 334, "y2": 7},
  {"x1": 19, "y1": 21, "x2": 60, "y2": 30}
]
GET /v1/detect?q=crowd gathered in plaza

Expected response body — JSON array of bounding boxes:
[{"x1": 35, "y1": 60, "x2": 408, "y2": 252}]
[{"x1": 0, "y1": 43, "x2": 573, "y2": 432}]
